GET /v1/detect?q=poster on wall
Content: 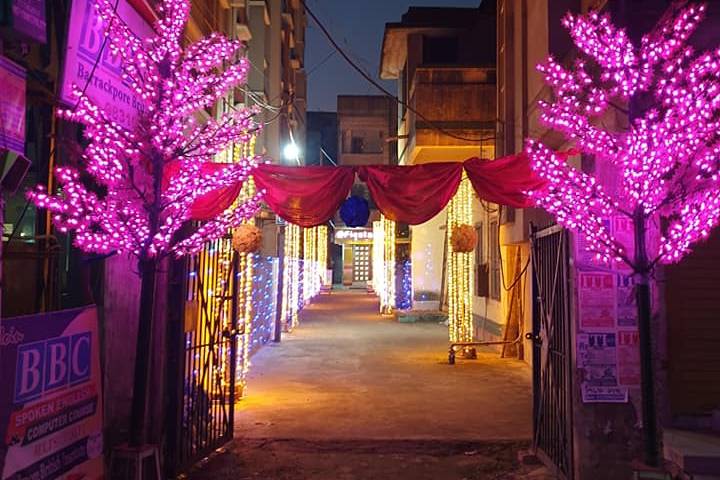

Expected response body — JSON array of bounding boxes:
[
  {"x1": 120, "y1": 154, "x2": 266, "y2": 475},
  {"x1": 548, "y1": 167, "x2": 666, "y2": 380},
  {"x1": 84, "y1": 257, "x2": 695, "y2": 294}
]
[
  {"x1": 617, "y1": 330, "x2": 641, "y2": 387},
  {"x1": 60, "y1": 0, "x2": 153, "y2": 128},
  {"x1": 578, "y1": 332, "x2": 628, "y2": 403},
  {"x1": 611, "y1": 216, "x2": 634, "y2": 272},
  {"x1": 0, "y1": 306, "x2": 104, "y2": 479},
  {"x1": 0, "y1": 56, "x2": 26, "y2": 155},
  {"x1": 578, "y1": 272, "x2": 616, "y2": 330},
  {"x1": 616, "y1": 274, "x2": 637, "y2": 328}
]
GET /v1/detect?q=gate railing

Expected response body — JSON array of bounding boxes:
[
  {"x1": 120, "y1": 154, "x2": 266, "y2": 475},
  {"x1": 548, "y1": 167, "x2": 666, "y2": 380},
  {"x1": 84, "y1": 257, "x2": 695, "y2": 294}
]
[
  {"x1": 166, "y1": 238, "x2": 236, "y2": 475},
  {"x1": 530, "y1": 224, "x2": 574, "y2": 479}
]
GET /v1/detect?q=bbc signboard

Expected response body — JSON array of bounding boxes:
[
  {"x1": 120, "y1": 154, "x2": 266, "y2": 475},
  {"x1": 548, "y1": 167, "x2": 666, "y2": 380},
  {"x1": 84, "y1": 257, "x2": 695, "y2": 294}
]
[{"x1": 0, "y1": 306, "x2": 104, "y2": 480}]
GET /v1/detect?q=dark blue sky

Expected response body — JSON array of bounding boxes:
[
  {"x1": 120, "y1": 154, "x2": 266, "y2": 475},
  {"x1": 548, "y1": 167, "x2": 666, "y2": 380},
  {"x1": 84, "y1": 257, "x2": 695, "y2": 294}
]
[{"x1": 305, "y1": 0, "x2": 482, "y2": 112}]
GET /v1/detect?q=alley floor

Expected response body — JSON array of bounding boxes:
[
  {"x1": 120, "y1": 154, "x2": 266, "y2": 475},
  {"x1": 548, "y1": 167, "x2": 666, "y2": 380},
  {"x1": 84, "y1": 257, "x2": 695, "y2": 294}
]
[{"x1": 189, "y1": 290, "x2": 538, "y2": 480}]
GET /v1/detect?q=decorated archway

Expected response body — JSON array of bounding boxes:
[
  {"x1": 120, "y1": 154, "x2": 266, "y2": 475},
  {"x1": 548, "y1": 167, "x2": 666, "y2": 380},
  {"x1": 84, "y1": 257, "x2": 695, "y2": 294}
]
[{"x1": 177, "y1": 152, "x2": 547, "y2": 341}]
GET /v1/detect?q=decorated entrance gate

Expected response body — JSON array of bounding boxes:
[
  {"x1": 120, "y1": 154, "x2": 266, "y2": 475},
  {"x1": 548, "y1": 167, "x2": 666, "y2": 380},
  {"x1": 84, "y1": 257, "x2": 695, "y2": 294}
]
[
  {"x1": 166, "y1": 238, "x2": 238, "y2": 474},
  {"x1": 530, "y1": 225, "x2": 573, "y2": 478}
]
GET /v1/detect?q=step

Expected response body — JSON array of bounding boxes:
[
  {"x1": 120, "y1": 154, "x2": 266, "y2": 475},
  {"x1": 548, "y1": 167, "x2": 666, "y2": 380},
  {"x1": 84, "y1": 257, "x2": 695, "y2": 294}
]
[
  {"x1": 396, "y1": 310, "x2": 448, "y2": 323},
  {"x1": 664, "y1": 429, "x2": 720, "y2": 475}
]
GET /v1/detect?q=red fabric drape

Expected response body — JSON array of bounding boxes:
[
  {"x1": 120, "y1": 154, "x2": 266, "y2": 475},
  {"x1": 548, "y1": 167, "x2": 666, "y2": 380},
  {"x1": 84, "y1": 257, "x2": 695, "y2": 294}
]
[
  {"x1": 357, "y1": 162, "x2": 463, "y2": 225},
  {"x1": 180, "y1": 152, "x2": 546, "y2": 223},
  {"x1": 163, "y1": 162, "x2": 244, "y2": 220},
  {"x1": 463, "y1": 153, "x2": 546, "y2": 208},
  {"x1": 253, "y1": 163, "x2": 356, "y2": 227}
]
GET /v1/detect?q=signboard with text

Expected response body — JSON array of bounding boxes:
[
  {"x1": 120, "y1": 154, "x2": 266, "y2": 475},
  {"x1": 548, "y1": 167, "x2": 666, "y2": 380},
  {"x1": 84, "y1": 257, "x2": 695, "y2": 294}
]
[
  {"x1": 0, "y1": 56, "x2": 26, "y2": 154},
  {"x1": 60, "y1": 0, "x2": 153, "y2": 128},
  {"x1": 0, "y1": 306, "x2": 104, "y2": 480},
  {"x1": 11, "y1": 0, "x2": 46, "y2": 43}
]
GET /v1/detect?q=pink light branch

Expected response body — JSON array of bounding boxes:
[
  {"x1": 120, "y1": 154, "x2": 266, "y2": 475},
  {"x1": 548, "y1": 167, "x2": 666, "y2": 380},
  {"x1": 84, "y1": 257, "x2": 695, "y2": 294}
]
[
  {"x1": 28, "y1": 0, "x2": 261, "y2": 261},
  {"x1": 528, "y1": 2, "x2": 720, "y2": 267}
]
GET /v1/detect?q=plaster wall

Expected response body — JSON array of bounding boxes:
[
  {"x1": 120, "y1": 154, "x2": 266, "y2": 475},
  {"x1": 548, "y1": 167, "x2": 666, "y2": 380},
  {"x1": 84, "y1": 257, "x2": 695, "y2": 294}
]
[{"x1": 410, "y1": 210, "x2": 446, "y2": 302}]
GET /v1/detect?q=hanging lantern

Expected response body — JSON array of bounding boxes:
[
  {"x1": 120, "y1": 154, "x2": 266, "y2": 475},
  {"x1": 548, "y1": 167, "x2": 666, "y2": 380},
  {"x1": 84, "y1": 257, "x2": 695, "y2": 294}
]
[
  {"x1": 451, "y1": 224, "x2": 477, "y2": 253},
  {"x1": 232, "y1": 224, "x2": 262, "y2": 253},
  {"x1": 339, "y1": 195, "x2": 370, "y2": 227}
]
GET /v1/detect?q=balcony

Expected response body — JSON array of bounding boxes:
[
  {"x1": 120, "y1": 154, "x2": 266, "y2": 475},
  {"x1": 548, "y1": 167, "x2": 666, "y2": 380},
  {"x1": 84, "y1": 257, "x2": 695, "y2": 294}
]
[{"x1": 404, "y1": 66, "x2": 496, "y2": 164}]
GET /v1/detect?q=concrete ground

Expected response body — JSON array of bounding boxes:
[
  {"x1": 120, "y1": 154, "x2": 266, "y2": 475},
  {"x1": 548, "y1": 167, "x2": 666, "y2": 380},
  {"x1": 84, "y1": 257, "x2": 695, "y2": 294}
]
[{"x1": 189, "y1": 290, "x2": 538, "y2": 479}]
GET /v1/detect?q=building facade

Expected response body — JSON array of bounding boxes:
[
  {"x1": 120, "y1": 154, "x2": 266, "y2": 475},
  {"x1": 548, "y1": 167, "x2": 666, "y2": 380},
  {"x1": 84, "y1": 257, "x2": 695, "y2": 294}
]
[
  {"x1": 379, "y1": 4, "x2": 524, "y2": 349},
  {"x1": 334, "y1": 95, "x2": 398, "y2": 287},
  {"x1": 243, "y1": 0, "x2": 307, "y2": 255}
]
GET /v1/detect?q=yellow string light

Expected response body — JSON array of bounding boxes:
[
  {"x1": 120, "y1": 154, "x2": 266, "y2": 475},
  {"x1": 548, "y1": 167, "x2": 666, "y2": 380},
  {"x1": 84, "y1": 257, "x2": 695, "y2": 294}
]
[
  {"x1": 234, "y1": 138, "x2": 257, "y2": 395},
  {"x1": 281, "y1": 223, "x2": 302, "y2": 331},
  {"x1": 380, "y1": 215, "x2": 396, "y2": 315},
  {"x1": 317, "y1": 226, "x2": 328, "y2": 288},
  {"x1": 446, "y1": 175, "x2": 474, "y2": 343},
  {"x1": 372, "y1": 220, "x2": 384, "y2": 303}
]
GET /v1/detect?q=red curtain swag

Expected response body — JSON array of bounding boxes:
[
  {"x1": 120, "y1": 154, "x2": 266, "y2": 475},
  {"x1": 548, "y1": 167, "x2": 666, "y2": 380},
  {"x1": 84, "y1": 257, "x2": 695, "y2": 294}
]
[
  {"x1": 181, "y1": 153, "x2": 547, "y2": 227},
  {"x1": 463, "y1": 153, "x2": 547, "y2": 209},
  {"x1": 253, "y1": 164, "x2": 356, "y2": 227},
  {"x1": 357, "y1": 162, "x2": 463, "y2": 225},
  {"x1": 163, "y1": 161, "x2": 244, "y2": 220}
]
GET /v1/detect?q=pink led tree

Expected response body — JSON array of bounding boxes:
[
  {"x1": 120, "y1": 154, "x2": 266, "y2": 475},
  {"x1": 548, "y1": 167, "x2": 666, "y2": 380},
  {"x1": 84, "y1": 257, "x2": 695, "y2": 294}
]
[
  {"x1": 29, "y1": 0, "x2": 263, "y2": 445},
  {"x1": 527, "y1": 3, "x2": 720, "y2": 465}
]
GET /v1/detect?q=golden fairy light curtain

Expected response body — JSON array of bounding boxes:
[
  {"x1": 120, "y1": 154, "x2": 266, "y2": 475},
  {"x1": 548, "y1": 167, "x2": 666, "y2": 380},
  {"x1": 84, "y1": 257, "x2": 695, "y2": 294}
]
[{"x1": 447, "y1": 175, "x2": 474, "y2": 343}]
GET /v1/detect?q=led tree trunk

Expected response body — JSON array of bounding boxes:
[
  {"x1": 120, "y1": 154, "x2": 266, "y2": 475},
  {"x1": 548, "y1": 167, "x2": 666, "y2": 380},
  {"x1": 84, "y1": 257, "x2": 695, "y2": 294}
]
[
  {"x1": 29, "y1": 0, "x2": 264, "y2": 446},
  {"x1": 527, "y1": 3, "x2": 720, "y2": 466}
]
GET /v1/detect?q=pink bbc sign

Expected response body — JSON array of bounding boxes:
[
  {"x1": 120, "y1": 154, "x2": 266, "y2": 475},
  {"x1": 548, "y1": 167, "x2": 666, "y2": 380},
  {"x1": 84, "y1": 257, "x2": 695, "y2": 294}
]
[
  {"x1": 0, "y1": 57, "x2": 26, "y2": 155},
  {"x1": 60, "y1": 0, "x2": 154, "y2": 128}
]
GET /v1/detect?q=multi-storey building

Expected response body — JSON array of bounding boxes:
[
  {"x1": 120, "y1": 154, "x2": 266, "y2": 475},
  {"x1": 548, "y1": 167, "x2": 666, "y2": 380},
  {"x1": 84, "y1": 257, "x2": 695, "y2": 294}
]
[
  {"x1": 379, "y1": 4, "x2": 518, "y2": 342},
  {"x1": 242, "y1": 0, "x2": 306, "y2": 255},
  {"x1": 334, "y1": 95, "x2": 398, "y2": 287}
]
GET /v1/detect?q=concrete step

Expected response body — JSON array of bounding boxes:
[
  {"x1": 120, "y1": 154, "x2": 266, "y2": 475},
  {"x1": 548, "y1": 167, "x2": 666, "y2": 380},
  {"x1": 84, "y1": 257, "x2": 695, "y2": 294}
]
[
  {"x1": 664, "y1": 429, "x2": 720, "y2": 476},
  {"x1": 397, "y1": 310, "x2": 448, "y2": 323}
]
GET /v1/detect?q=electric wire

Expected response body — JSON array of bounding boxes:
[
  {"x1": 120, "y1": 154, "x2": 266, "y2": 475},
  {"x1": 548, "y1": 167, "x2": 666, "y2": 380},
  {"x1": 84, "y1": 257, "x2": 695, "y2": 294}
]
[{"x1": 299, "y1": 0, "x2": 496, "y2": 144}]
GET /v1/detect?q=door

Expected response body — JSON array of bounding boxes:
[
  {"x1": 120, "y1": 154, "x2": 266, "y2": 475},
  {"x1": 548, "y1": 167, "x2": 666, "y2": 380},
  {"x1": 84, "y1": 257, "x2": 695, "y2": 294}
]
[
  {"x1": 530, "y1": 225, "x2": 573, "y2": 478},
  {"x1": 352, "y1": 244, "x2": 370, "y2": 284}
]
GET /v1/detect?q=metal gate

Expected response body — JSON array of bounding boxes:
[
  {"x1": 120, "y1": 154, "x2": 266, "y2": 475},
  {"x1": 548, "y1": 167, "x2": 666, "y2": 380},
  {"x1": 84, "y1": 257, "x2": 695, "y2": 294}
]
[
  {"x1": 530, "y1": 225, "x2": 573, "y2": 478},
  {"x1": 167, "y1": 238, "x2": 238, "y2": 473}
]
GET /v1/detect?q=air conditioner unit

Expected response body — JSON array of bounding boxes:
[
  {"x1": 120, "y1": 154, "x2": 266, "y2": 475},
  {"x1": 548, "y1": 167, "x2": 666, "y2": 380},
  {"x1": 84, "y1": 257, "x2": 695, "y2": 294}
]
[{"x1": 0, "y1": 149, "x2": 30, "y2": 195}]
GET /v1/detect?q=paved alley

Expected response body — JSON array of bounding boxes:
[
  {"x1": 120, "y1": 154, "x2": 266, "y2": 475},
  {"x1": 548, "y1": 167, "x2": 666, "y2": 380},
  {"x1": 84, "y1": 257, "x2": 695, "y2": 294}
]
[{"x1": 190, "y1": 290, "x2": 535, "y2": 479}]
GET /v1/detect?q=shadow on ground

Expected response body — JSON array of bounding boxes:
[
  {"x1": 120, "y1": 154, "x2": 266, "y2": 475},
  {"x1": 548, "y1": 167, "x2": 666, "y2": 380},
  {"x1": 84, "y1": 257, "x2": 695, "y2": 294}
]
[{"x1": 188, "y1": 438, "x2": 541, "y2": 480}]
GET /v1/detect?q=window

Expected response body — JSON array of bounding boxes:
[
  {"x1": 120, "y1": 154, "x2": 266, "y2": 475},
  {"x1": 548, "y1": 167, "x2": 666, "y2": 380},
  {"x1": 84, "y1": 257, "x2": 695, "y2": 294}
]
[
  {"x1": 475, "y1": 223, "x2": 490, "y2": 297},
  {"x1": 351, "y1": 137, "x2": 364, "y2": 154},
  {"x1": 344, "y1": 130, "x2": 384, "y2": 154},
  {"x1": 489, "y1": 220, "x2": 501, "y2": 300},
  {"x1": 548, "y1": 0, "x2": 581, "y2": 59},
  {"x1": 423, "y1": 36, "x2": 459, "y2": 65}
]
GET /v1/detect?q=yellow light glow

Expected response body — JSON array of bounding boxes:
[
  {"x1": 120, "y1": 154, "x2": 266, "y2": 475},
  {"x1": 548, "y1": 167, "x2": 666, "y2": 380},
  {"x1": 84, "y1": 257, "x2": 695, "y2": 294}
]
[
  {"x1": 317, "y1": 226, "x2": 328, "y2": 288},
  {"x1": 446, "y1": 175, "x2": 473, "y2": 342},
  {"x1": 372, "y1": 220, "x2": 384, "y2": 302},
  {"x1": 380, "y1": 215, "x2": 396, "y2": 315},
  {"x1": 281, "y1": 223, "x2": 302, "y2": 331},
  {"x1": 234, "y1": 139, "x2": 256, "y2": 395}
]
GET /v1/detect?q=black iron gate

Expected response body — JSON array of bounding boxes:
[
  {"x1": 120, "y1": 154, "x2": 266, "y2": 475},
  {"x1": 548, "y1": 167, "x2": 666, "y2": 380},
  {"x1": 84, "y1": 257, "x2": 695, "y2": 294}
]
[
  {"x1": 530, "y1": 225, "x2": 573, "y2": 479},
  {"x1": 167, "y1": 238, "x2": 237, "y2": 474}
]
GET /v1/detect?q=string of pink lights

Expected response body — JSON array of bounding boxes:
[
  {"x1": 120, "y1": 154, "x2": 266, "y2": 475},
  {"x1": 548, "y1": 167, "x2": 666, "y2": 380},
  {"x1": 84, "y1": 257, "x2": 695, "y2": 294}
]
[
  {"x1": 28, "y1": 0, "x2": 262, "y2": 259},
  {"x1": 527, "y1": 3, "x2": 720, "y2": 266}
]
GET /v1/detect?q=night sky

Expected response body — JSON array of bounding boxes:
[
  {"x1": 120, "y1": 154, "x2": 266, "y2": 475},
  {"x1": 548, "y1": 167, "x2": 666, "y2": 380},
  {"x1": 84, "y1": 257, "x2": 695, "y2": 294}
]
[{"x1": 305, "y1": 0, "x2": 482, "y2": 112}]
